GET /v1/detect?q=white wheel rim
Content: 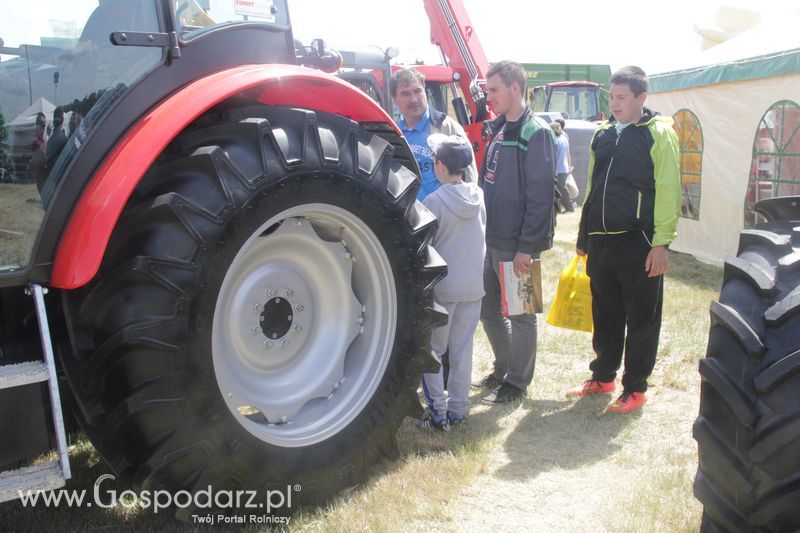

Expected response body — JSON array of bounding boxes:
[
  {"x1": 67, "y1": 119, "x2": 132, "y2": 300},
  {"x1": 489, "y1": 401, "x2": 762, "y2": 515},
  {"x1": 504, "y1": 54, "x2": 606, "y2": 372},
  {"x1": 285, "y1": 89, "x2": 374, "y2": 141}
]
[{"x1": 212, "y1": 203, "x2": 397, "y2": 447}]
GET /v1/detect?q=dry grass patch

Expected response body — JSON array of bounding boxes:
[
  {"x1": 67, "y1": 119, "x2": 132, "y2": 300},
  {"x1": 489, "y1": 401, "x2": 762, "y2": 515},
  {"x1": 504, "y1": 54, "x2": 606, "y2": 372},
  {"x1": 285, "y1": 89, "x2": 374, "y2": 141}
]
[
  {"x1": 0, "y1": 211, "x2": 723, "y2": 532},
  {"x1": 293, "y1": 211, "x2": 720, "y2": 532},
  {"x1": 0, "y1": 182, "x2": 42, "y2": 268}
]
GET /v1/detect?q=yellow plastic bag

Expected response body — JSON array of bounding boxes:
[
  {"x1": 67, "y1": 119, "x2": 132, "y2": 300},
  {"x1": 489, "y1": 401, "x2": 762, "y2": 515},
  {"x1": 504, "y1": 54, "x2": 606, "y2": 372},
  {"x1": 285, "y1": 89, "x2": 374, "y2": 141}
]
[{"x1": 546, "y1": 255, "x2": 593, "y2": 332}]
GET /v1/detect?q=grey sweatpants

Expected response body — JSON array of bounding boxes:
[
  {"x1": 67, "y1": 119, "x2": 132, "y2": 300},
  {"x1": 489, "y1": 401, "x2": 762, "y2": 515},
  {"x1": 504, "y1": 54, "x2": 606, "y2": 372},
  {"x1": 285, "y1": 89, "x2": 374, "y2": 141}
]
[
  {"x1": 422, "y1": 299, "x2": 482, "y2": 418},
  {"x1": 480, "y1": 247, "x2": 538, "y2": 390}
]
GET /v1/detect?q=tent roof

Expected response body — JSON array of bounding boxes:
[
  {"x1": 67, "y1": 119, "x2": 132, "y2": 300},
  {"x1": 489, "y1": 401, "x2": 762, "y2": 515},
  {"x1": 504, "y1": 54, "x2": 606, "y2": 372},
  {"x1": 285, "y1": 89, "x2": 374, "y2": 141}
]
[
  {"x1": 9, "y1": 96, "x2": 55, "y2": 126},
  {"x1": 651, "y1": 11, "x2": 800, "y2": 93}
]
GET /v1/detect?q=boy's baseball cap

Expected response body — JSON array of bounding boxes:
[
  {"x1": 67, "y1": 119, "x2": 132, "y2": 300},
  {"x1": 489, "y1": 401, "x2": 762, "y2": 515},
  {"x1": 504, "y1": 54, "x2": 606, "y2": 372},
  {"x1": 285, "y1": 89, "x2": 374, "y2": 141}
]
[{"x1": 427, "y1": 133, "x2": 473, "y2": 173}]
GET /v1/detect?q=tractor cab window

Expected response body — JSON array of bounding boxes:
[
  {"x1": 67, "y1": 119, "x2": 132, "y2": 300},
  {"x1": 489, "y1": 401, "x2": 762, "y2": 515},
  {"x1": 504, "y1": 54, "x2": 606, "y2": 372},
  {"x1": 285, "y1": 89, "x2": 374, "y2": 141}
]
[
  {"x1": 425, "y1": 82, "x2": 468, "y2": 125},
  {"x1": 175, "y1": 0, "x2": 290, "y2": 39},
  {"x1": 548, "y1": 86, "x2": 599, "y2": 121},
  {"x1": 530, "y1": 86, "x2": 546, "y2": 112},
  {"x1": 425, "y1": 83, "x2": 448, "y2": 118},
  {"x1": 337, "y1": 72, "x2": 387, "y2": 112},
  {"x1": 0, "y1": 0, "x2": 162, "y2": 272}
]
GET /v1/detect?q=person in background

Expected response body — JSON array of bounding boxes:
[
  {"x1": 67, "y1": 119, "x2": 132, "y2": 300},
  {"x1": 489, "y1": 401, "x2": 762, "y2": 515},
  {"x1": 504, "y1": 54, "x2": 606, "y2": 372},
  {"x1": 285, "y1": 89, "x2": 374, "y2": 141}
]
[
  {"x1": 551, "y1": 117, "x2": 575, "y2": 212},
  {"x1": 45, "y1": 107, "x2": 67, "y2": 172},
  {"x1": 472, "y1": 60, "x2": 556, "y2": 405},
  {"x1": 416, "y1": 134, "x2": 485, "y2": 432},
  {"x1": 29, "y1": 112, "x2": 48, "y2": 190},
  {"x1": 68, "y1": 111, "x2": 83, "y2": 137},
  {"x1": 568, "y1": 66, "x2": 681, "y2": 413},
  {"x1": 390, "y1": 68, "x2": 477, "y2": 201}
]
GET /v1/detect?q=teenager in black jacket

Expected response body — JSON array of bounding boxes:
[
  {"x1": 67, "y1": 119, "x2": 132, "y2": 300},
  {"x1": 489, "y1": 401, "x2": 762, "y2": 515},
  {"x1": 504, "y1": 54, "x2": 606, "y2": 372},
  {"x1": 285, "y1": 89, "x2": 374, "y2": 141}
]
[{"x1": 472, "y1": 60, "x2": 557, "y2": 405}]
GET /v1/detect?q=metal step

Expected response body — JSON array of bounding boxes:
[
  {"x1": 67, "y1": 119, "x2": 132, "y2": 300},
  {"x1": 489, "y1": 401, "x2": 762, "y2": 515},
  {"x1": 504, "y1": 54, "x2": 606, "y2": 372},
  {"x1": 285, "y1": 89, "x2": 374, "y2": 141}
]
[
  {"x1": 0, "y1": 361, "x2": 49, "y2": 390},
  {"x1": 0, "y1": 460, "x2": 65, "y2": 503},
  {"x1": 30, "y1": 285, "x2": 70, "y2": 481},
  {"x1": 0, "y1": 285, "x2": 73, "y2": 503}
]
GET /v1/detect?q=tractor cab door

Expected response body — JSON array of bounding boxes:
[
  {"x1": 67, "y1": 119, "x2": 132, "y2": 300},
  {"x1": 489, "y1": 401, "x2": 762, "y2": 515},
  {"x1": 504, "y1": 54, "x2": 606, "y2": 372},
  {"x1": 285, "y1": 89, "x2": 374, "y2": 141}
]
[{"x1": 0, "y1": 0, "x2": 163, "y2": 274}]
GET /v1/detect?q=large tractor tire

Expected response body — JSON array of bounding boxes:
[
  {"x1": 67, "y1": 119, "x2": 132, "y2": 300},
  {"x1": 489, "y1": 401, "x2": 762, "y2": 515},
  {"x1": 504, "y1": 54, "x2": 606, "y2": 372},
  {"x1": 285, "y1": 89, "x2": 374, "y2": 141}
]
[
  {"x1": 62, "y1": 105, "x2": 446, "y2": 516},
  {"x1": 694, "y1": 197, "x2": 800, "y2": 532}
]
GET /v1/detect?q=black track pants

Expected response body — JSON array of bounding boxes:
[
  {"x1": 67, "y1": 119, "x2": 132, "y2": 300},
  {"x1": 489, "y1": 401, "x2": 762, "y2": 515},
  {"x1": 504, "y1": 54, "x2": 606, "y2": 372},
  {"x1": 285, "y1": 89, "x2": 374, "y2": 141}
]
[{"x1": 585, "y1": 232, "x2": 663, "y2": 393}]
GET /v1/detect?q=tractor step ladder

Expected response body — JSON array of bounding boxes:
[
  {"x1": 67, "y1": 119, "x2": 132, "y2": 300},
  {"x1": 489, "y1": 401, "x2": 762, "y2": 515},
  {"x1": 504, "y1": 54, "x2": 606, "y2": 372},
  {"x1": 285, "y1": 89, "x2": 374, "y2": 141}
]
[{"x1": 0, "y1": 284, "x2": 71, "y2": 502}]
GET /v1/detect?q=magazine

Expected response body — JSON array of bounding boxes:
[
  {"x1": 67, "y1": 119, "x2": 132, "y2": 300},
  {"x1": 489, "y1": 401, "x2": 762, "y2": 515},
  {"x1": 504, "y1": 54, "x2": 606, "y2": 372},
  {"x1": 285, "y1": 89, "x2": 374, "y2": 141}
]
[{"x1": 499, "y1": 260, "x2": 543, "y2": 316}]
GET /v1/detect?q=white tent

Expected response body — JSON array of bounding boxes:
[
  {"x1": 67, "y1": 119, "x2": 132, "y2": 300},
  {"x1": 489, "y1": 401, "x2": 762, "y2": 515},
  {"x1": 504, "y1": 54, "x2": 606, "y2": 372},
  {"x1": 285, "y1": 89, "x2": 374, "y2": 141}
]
[
  {"x1": 9, "y1": 97, "x2": 55, "y2": 127},
  {"x1": 647, "y1": 12, "x2": 800, "y2": 265}
]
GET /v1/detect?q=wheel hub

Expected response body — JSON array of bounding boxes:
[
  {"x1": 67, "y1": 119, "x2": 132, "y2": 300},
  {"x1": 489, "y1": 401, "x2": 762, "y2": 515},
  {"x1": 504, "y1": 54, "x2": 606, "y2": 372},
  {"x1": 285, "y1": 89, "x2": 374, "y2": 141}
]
[{"x1": 260, "y1": 297, "x2": 293, "y2": 340}]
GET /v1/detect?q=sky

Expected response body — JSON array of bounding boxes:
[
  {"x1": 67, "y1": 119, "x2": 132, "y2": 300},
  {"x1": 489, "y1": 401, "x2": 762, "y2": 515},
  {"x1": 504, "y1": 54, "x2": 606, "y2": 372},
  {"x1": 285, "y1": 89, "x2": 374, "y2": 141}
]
[
  {"x1": 290, "y1": 0, "x2": 799, "y2": 74},
  {"x1": 2, "y1": 0, "x2": 797, "y2": 75}
]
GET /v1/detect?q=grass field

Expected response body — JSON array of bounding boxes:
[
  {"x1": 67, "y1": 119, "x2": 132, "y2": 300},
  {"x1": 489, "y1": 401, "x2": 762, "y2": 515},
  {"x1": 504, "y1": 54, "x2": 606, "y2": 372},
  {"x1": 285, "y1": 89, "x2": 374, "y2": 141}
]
[
  {"x1": 0, "y1": 182, "x2": 42, "y2": 269},
  {"x1": 0, "y1": 211, "x2": 723, "y2": 532}
]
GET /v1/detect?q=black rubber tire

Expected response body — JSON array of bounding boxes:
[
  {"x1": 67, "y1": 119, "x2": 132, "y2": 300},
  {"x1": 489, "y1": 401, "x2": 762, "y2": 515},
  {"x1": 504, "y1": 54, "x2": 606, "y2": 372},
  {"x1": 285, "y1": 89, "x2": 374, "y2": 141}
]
[
  {"x1": 61, "y1": 105, "x2": 446, "y2": 517},
  {"x1": 694, "y1": 197, "x2": 800, "y2": 532}
]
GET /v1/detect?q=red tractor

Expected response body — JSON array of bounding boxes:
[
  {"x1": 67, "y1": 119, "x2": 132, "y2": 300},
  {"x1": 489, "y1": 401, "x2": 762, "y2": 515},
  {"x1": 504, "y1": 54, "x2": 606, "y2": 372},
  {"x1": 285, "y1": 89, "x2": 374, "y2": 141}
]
[
  {"x1": 335, "y1": 0, "x2": 495, "y2": 169},
  {"x1": 0, "y1": 0, "x2": 445, "y2": 514}
]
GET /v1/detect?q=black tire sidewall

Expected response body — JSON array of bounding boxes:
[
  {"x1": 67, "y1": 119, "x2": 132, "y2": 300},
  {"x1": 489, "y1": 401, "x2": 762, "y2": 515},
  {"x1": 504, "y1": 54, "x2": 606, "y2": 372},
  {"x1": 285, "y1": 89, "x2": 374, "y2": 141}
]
[{"x1": 187, "y1": 172, "x2": 419, "y2": 490}]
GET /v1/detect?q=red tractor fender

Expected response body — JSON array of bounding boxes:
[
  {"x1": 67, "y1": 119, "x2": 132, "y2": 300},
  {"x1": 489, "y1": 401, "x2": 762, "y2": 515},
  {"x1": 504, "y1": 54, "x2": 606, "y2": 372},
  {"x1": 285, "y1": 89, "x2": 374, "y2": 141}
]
[{"x1": 51, "y1": 64, "x2": 400, "y2": 290}]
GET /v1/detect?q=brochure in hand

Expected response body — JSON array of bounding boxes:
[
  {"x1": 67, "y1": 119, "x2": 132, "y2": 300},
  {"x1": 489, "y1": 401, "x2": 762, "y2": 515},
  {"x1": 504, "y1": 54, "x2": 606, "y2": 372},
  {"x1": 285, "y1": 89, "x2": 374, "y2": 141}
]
[{"x1": 499, "y1": 259, "x2": 543, "y2": 316}]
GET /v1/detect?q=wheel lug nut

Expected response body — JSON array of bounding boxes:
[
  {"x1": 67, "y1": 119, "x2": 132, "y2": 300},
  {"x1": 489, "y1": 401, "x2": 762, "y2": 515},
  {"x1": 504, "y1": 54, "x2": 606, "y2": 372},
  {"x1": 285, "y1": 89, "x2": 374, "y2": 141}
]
[
  {"x1": 267, "y1": 288, "x2": 277, "y2": 298},
  {"x1": 293, "y1": 325, "x2": 302, "y2": 333},
  {"x1": 254, "y1": 304, "x2": 262, "y2": 312},
  {"x1": 285, "y1": 289, "x2": 294, "y2": 298},
  {"x1": 252, "y1": 325, "x2": 260, "y2": 334},
  {"x1": 295, "y1": 304, "x2": 304, "y2": 312},
  {"x1": 280, "y1": 339, "x2": 288, "y2": 348},
  {"x1": 263, "y1": 341, "x2": 273, "y2": 350}
]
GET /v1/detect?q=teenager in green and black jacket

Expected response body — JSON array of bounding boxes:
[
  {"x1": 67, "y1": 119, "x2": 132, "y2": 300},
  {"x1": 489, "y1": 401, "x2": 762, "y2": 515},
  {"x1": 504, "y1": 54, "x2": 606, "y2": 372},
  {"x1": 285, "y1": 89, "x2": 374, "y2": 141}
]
[{"x1": 569, "y1": 66, "x2": 681, "y2": 413}]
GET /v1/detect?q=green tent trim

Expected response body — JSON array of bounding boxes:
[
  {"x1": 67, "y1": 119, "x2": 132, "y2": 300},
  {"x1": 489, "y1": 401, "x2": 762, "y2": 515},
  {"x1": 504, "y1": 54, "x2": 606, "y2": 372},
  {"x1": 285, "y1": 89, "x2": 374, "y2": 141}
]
[{"x1": 650, "y1": 47, "x2": 800, "y2": 93}]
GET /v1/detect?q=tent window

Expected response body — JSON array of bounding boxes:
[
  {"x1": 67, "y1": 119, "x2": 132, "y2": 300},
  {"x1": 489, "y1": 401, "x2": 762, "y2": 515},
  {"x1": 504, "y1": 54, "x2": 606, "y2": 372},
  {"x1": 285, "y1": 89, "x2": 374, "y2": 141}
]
[
  {"x1": 672, "y1": 109, "x2": 703, "y2": 220},
  {"x1": 746, "y1": 100, "x2": 800, "y2": 227}
]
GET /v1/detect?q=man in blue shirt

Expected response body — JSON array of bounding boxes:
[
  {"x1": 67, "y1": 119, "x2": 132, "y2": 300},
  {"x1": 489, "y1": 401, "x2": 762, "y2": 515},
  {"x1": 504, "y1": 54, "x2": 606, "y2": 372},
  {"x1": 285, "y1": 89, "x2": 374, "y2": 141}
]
[
  {"x1": 391, "y1": 69, "x2": 476, "y2": 201},
  {"x1": 551, "y1": 118, "x2": 575, "y2": 212}
]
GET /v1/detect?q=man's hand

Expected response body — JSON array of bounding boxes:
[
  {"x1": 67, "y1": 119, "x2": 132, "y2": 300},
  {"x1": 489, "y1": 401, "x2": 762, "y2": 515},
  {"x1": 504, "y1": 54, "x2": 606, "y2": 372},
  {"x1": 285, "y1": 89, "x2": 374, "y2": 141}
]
[
  {"x1": 576, "y1": 247, "x2": 586, "y2": 257},
  {"x1": 645, "y1": 246, "x2": 669, "y2": 277},
  {"x1": 513, "y1": 252, "x2": 533, "y2": 278}
]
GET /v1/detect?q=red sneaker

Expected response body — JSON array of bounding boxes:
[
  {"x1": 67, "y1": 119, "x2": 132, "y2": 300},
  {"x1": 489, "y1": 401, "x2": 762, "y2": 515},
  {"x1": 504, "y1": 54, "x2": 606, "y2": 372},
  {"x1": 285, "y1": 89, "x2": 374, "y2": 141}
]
[
  {"x1": 566, "y1": 379, "x2": 616, "y2": 397},
  {"x1": 606, "y1": 392, "x2": 647, "y2": 413}
]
